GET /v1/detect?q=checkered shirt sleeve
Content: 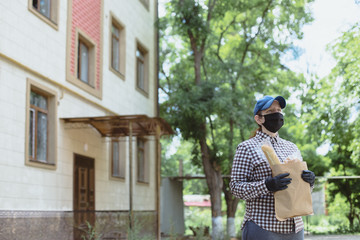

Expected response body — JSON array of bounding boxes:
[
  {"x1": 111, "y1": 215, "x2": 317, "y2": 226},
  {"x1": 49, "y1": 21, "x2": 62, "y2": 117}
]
[{"x1": 230, "y1": 131, "x2": 304, "y2": 234}]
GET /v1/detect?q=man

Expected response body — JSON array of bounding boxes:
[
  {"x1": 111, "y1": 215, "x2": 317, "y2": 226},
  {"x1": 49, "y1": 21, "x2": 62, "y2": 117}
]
[{"x1": 230, "y1": 95, "x2": 315, "y2": 240}]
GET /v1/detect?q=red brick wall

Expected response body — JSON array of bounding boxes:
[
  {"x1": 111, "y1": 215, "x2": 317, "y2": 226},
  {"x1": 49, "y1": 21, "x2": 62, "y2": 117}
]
[{"x1": 69, "y1": 0, "x2": 102, "y2": 90}]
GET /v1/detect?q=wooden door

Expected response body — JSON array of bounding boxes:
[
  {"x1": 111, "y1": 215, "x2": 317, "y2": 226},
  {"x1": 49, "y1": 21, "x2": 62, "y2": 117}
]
[{"x1": 73, "y1": 154, "x2": 95, "y2": 239}]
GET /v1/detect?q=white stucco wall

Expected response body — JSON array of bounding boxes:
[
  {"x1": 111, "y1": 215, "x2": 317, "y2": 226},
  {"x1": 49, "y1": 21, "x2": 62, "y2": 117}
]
[{"x1": 0, "y1": 0, "x2": 158, "y2": 212}]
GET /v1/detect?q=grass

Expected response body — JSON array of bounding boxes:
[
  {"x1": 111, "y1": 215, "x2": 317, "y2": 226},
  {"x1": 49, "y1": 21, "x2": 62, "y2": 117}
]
[
  {"x1": 184, "y1": 206, "x2": 244, "y2": 237},
  {"x1": 184, "y1": 207, "x2": 360, "y2": 237}
]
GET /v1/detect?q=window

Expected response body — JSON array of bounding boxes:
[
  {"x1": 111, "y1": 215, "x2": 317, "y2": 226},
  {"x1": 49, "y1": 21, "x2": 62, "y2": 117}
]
[
  {"x1": 137, "y1": 138, "x2": 148, "y2": 183},
  {"x1": 77, "y1": 35, "x2": 95, "y2": 87},
  {"x1": 26, "y1": 79, "x2": 57, "y2": 169},
  {"x1": 33, "y1": 0, "x2": 51, "y2": 19},
  {"x1": 111, "y1": 139, "x2": 126, "y2": 179},
  {"x1": 29, "y1": 0, "x2": 59, "y2": 28},
  {"x1": 29, "y1": 91, "x2": 48, "y2": 162},
  {"x1": 136, "y1": 43, "x2": 149, "y2": 94},
  {"x1": 110, "y1": 17, "x2": 126, "y2": 78},
  {"x1": 111, "y1": 26, "x2": 120, "y2": 72},
  {"x1": 67, "y1": 29, "x2": 100, "y2": 98},
  {"x1": 78, "y1": 40, "x2": 89, "y2": 84}
]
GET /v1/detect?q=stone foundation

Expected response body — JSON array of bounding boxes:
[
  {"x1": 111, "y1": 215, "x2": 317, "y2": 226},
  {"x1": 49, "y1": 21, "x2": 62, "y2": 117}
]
[{"x1": 0, "y1": 210, "x2": 157, "y2": 240}]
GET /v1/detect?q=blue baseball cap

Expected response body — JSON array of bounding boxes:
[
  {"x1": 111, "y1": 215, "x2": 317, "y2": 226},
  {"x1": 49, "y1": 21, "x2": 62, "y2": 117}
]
[{"x1": 253, "y1": 95, "x2": 286, "y2": 115}]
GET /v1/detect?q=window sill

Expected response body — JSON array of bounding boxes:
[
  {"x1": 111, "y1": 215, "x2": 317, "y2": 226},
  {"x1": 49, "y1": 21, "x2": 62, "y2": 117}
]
[
  {"x1": 110, "y1": 175, "x2": 126, "y2": 182},
  {"x1": 136, "y1": 180, "x2": 149, "y2": 185},
  {"x1": 26, "y1": 159, "x2": 56, "y2": 170},
  {"x1": 135, "y1": 86, "x2": 149, "y2": 98},
  {"x1": 28, "y1": 6, "x2": 58, "y2": 30},
  {"x1": 109, "y1": 67, "x2": 125, "y2": 80}
]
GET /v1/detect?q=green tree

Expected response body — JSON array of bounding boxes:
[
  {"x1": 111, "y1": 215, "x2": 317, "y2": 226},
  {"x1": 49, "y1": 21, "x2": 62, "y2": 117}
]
[
  {"x1": 326, "y1": 23, "x2": 360, "y2": 230},
  {"x1": 299, "y1": 23, "x2": 360, "y2": 230},
  {"x1": 161, "y1": 137, "x2": 208, "y2": 194},
  {"x1": 159, "y1": 0, "x2": 313, "y2": 238}
]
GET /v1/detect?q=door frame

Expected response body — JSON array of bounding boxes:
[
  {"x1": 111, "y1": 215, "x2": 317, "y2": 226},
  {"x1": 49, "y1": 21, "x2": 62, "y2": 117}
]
[
  {"x1": 73, "y1": 153, "x2": 95, "y2": 211},
  {"x1": 73, "y1": 153, "x2": 95, "y2": 240}
]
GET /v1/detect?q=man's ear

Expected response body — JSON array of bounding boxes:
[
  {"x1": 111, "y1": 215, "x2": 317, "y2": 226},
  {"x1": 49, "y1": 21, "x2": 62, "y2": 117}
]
[{"x1": 254, "y1": 115, "x2": 263, "y2": 125}]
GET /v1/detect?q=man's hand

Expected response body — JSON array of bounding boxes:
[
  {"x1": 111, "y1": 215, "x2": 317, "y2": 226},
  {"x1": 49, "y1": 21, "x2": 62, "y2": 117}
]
[
  {"x1": 265, "y1": 173, "x2": 292, "y2": 192},
  {"x1": 301, "y1": 170, "x2": 315, "y2": 186}
]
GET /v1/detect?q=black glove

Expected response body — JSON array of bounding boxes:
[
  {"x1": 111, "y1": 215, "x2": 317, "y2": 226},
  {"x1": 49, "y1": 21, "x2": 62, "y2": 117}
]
[
  {"x1": 265, "y1": 173, "x2": 292, "y2": 192},
  {"x1": 301, "y1": 170, "x2": 315, "y2": 186}
]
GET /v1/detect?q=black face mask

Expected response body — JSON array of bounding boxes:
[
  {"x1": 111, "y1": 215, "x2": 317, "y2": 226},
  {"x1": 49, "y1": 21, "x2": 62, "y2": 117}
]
[{"x1": 262, "y1": 112, "x2": 284, "y2": 133}]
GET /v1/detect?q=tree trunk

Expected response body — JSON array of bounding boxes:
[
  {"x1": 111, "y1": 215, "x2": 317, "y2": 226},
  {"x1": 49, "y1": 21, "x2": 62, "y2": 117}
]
[
  {"x1": 223, "y1": 178, "x2": 240, "y2": 238},
  {"x1": 223, "y1": 117, "x2": 240, "y2": 238},
  {"x1": 199, "y1": 123, "x2": 224, "y2": 239},
  {"x1": 189, "y1": 12, "x2": 224, "y2": 235}
]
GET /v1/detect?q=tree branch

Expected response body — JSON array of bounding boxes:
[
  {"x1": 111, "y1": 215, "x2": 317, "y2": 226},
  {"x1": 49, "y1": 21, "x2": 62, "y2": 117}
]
[
  {"x1": 240, "y1": 0, "x2": 273, "y2": 65},
  {"x1": 160, "y1": 66, "x2": 171, "y2": 95},
  {"x1": 215, "y1": 16, "x2": 237, "y2": 66}
]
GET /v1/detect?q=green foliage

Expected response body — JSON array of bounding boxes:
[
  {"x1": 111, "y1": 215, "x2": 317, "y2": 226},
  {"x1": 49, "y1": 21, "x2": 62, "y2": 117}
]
[
  {"x1": 304, "y1": 193, "x2": 360, "y2": 234},
  {"x1": 160, "y1": 0, "x2": 315, "y2": 176},
  {"x1": 330, "y1": 23, "x2": 360, "y2": 99},
  {"x1": 127, "y1": 220, "x2": 155, "y2": 240},
  {"x1": 160, "y1": 0, "x2": 315, "y2": 235},
  {"x1": 159, "y1": 0, "x2": 360, "y2": 236},
  {"x1": 161, "y1": 137, "x2": 209, "y2": 194},
  {"x1": 81, "y1": 221, "x2": 102, "y2": 240},
  {"x1": 299, "y1": 21, "x2": 360, "y2": 230},
  {"x1": 184, "y1": 202, "x2": 246, "y2": 237}
]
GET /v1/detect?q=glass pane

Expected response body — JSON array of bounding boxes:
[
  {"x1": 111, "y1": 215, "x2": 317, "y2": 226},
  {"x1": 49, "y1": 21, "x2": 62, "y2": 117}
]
[
  {"x1": 112, "y1": 142, "x2": 119, "y2": 176},
  {"x1": 138, "y1": 150, "x2": 144, "y2": 181},
  {"x1": 37, "y1": 112, "x2": 48, "y2": 162},
  {"x1": 137, "y1": 140, "x2": 145, "y2": 181},
  {"x1": 39, "y1": 0, "x2": 51, "y2": 18},
  {"x1": 119, "y1": 143, "x2": 125, "y2": 178},
  {"x1": 112, "y1": 37, "x2": 120, "y2": 71},
  {"x1": 137, "y1": 61, "x2": 144, "y2": 89},
  {"x1": 79, "y1": 42, "x2": 89, "y2": 83},
  {"x1": 32, "y1": 0, "x2": 38, "y2": 9},
  {"x1": 31, "y1": 91, "x2": 48, "y2": 110},
  {"x1": 38, "y1": 94, "x2": 47, "y2": 110},
  {"x1": 30, "y1": 91, "x2": 36, "y2": 106},
  {"x1": 112, "y1": 25, "x2": 119, "y2": 38},
  {"x1": 29, "y1": 109, "x2": 35, "y2": 158},
  {"x1": 136, "y1": 49, "x2": 144, "y2": 60}
]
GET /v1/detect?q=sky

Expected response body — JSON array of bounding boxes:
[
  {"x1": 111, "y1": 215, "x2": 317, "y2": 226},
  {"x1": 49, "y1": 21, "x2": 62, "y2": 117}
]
[
  {"x1": 285, "y1": 0, "x2": 360, "y2": 78},
  {"x1": 159, "y1": 0, "x2": 360, "y2": 78}
]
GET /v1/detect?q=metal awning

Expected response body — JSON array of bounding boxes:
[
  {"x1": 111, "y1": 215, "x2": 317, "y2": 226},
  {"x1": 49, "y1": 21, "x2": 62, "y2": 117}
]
[
  {"x1": 62, "y1": 114, "x2": 173, "y2": 237},
  {"x1": 61, "y1": 114, "x2": 174, "y2": 137}
]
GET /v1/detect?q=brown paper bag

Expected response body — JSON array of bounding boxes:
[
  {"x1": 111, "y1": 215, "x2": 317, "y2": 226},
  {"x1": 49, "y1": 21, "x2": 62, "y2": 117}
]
[{"x1": 271, "y1": 161, "x2": 313, "y2": 221}]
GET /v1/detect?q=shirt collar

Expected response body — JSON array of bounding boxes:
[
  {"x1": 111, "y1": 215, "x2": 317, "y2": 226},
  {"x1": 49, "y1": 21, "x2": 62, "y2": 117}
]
[{"x1": 255, "y1": 130, "x2": 280, "y2": 143}]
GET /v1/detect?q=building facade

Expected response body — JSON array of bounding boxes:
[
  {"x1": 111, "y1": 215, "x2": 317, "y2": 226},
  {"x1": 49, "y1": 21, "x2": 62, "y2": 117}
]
[{"x1": 0, "y1": 0, "x2": 170, "y2": 239}]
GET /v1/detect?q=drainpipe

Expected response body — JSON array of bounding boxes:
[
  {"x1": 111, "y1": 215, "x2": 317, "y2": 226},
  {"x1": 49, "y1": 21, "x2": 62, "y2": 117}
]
[
  {"x1": 129, "y1": 121, "x2": 133, "y2": 229},
  {"x1": 156, "y1": 125, "x2": 161, "y2": 239}
]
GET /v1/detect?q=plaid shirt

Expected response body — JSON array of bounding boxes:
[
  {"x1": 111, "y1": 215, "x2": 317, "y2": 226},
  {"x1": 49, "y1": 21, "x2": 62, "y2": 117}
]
[{"x1": 230, "y1": 131, "x2": 304, "y2": 234}]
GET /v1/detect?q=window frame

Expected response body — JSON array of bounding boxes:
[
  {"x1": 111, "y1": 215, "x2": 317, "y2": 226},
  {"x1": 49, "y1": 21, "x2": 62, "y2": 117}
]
[
  {"x1": 67, "y1": 29, "x2": 100, "y2": 97},
  {"x1": 25, "y1": 79, "x2": 57, "y2": 170},
  {"x1": 29, "y1": 90, "x2": 49, "y2": 162},
  {"x1": 110, "y1": 138, "x2": 126, "y2": 180},
  {"x1": 135, "y1": 41, "x2": 149, "y2": 96},
  {"x1": 78, "y1": 40, "x2": 90, "y2": 84},
  {"x1": 28, "y1": 0, "x2": 59, "y2": 30},
  {"x1": 109, "y1": 13, "x2": 126, "y2": 79}
]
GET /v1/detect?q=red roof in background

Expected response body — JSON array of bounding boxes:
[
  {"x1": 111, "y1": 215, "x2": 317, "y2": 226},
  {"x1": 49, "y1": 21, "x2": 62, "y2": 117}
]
[{"x1": 184, "y1": 201, "x2": 211, "y2": 207}]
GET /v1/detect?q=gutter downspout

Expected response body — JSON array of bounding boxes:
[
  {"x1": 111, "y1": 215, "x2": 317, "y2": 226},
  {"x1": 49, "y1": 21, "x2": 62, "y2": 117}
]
[
  {"x1": 129, "y1": 122, "x2": 133, "y2": 230},
  {"x1": 156, "y1": 125, "x2": 161, "y2": 239},
  {"x1": 155, "y1": 0, "x2": 161, "y2": 239}
]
